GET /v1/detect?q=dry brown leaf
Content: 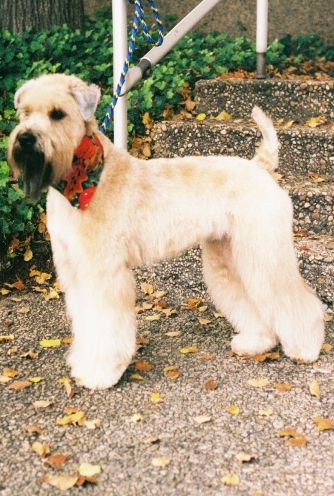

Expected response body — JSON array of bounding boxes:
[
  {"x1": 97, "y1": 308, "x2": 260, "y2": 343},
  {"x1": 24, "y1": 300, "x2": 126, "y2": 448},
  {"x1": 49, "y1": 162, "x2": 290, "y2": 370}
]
[
  {"x1": 253, "y1": 352, "x2": 280, "y2": 362},
  {"x1": 26, "y1": 425, "x2": 45, "y2": 435},
  {"x1": 5, "y1": 279, "x2": 26, "y2": 290},
  {"x1": 3, "y1": 368, "x2": 19, "y2": 378},
  {"x1": 198, "y1": 305, "x2": 208, "y2": 313},
  {"x1": 221, "y1": 473, "x2": 240, "y2": 486},
  {"x1": 164, "y1": 366, "x2": 182, "y2": 381},
  {"x1": 32, "y1": 441, "x2": 50, "y2": 457},
  {"x1": 145, "y1": 314, "x2": 161, "y2": 322},
  {"x1": 322, "y1": 343, "x2": 333, "y2": 352},
  {"x1": 21, "y1": 350, "x2": 38, "y2": 359},
  {"x1": 140, "y1": 282, "x2": 154, "y2": 295},
  {"x1": 17, "y1": 306, "x2": 30, "y2": 314},
  {"x1": 287, "y1": 436, "x2": 308, "y2": 447},
  {"x1": 82, "y1": 418, "x2": 101, "y2": 430},
  {"x1": 165, "y1": 331, "x2": 181, "y2": 337},
  {"x1": 43, "y1": 474, "x2": 78, "y2": 491},
  {"x1": 198, "y1": 317, "x2": 212, "y2": 325},
  {"x1": 185, "y1": 298, "x2": 202, "y2": 309},
  {"x1": 204, "y1": 379, "x2": 218, "y2": 390},
  {"x1": 309, "y1": 379, "x2": 320, "y2": 399},
  {"x1": 8, "y1": 380, "x2": 31, "y2": 391},
  {"x1": 200, "y1": 354, "x2": 216, "y2": 361},
  {"x1": 185, "y1": 98, "x2": 196, "y2": 112},
  {"x1": 135, "y1": 359, "x2": 154, "y2": 372},
  {"x1": 314, "y1": 417, "x2": 334, "y2": 431},
  {"x1": 46, "y1": 453, "x2": 70, "y2": 470},
  {"x1": 275, "y1": 383, "x2": 293, "y2": 392},
  {"x1": 0, "y1": 334, "x2": 14, "y2": 342}
]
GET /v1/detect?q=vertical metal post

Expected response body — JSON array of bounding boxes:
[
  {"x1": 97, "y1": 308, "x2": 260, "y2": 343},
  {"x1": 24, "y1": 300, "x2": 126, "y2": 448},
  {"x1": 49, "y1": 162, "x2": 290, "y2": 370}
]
[
  {"x1": 112, "y1": 0, "x2": 128, "y2": 149},
  {"x1": 256, "y1": 0, "x2": 268, "y2": 79}
]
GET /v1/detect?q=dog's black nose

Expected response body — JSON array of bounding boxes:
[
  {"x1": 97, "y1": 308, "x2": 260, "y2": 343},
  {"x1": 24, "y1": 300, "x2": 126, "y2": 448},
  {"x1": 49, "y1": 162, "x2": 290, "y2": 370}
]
[{"x1": 18, "y1": 132, "x2": 36, "y2": 148}]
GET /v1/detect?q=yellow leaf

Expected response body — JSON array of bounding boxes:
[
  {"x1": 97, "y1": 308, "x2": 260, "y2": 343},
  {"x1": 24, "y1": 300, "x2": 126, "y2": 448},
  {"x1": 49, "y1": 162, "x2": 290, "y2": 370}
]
[
  {"x1": 24, "y1": 248, "x2": 33, "y2": 262},
  {"x1": 32, "y1": 441, "x2": 50, "y2": 457},
  {"x1": 142, "y1": 112, "x2": 151, "y2": 126},
  {"x1": 40, "y1": 338, "x2": 61, "y2": 348},
  {"x1": 29, "y1": 376, "x2": 44, "y2": 383},
  {"x1": 57, "y1": 411, "x2": 85, "y2": 426},
  {"x1": 196, "y1": 113, "x2": 206, "y2": 121},
  {"x1": 216, "y1": 110, "x2": 232, "y2": 121},
  {"x1": 306, "y1": 116, "x2": 326, "y2": 128},
  {"x1": 3, "y1": 368, "x2": 19, "y2": 378},
  {"x1": 322, "y1": 343, "x2": 333, "y2": 352},
  {"x1": 221, "y1": 473, "x2": 240, "y2": 486},
  {"x1": 247, "y1": 377, "x2": 270, "y2": 388},
  {"x1": 79, "y1": 463, "x2": 101, "y2": 478},
  {"x1": 43, "y1": 474, "x2": 78, "y2": 491},
  {"x1": 314, "y1": 417, "x2": 334, "y2": 431},
  {"x1": 0, "y1": 288, "x2": 10, "y2": 296},
  {"x1": 130, "y1": 373, "x2": 145, "y2": 381},
  {"x1": 227, "y1": 405, "x2": 240, "y2": 415},
  {"x1": 44, "y1": 289, "x2": 60, "y2": 301},
  {"x1": 151, "y1": 392, "x2": 164, "y2": 403},
  {"x1": 180, "y1": 346, "x2": 199, "y2": 354},
  {"x1": 62, "y1": 336, "x2": 73, "y2": 345},
  {"x1": 185, "y1": 298, "x2": 202, "y2": 309},
  {"x1": 309, "y1": 379, "x2": 320, "y2": 399},
  {"x1": 151, "y1": 456, "x2": 170, "y2": 467},
  {"x1": 140, "y1": 282, "x2": 154, "y2": 294}
]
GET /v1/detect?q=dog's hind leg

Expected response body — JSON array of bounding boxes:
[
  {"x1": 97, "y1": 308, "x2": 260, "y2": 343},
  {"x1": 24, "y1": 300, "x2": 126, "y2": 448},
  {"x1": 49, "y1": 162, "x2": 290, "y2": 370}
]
[
  {"x1": 202, "y1": 238, "x2": 278, "y2": 355},
  {"x1": 227, "y1": 184, "x2": 324, "y2": 363}
]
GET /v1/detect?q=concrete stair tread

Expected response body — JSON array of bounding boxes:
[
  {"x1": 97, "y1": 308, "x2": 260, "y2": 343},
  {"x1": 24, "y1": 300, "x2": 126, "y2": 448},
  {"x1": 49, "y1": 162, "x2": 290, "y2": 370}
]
[{"x1": 195, "y1": 77, "x2": 334, "y2": 120}]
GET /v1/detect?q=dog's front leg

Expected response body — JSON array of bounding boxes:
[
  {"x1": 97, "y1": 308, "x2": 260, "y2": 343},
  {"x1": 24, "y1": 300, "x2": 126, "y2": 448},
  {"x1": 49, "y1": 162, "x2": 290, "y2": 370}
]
[{"x1": 66, "y1": 265, "x2": 137, "y2": 389}]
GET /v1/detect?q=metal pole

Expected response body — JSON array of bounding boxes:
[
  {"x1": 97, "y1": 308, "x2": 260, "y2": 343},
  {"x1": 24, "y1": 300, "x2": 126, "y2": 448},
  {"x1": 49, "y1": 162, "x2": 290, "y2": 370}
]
[
  {"x1": 256, "y1": 0, "x2": 268, "y2": 78},
  {"x1": 124, "y1": 0, "x2": 222, "y2": 93},
  {"x1": 112, "y1": 0, "x2": 128, "y2": 149}
]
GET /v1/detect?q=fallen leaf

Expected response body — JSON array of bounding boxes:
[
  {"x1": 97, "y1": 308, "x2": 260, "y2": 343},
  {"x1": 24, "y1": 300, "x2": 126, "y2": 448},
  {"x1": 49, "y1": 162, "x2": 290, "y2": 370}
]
[
  {"x1": 32, "y1": 441, "x2": 50, "y2": 457},
  {"x1": 185, "y1": 298, "x2": 202, "y2": 309},
  {"x1": 26, "y1": 425, "x2": 45, "y2": 435},
  {"x1": 198, "y1": 305, "x2": 208, "y2": 312},
  {"x1": 165, "y1": 331, "x2": 181, "y2": 337},
  {"x1": 62, "y1": 336, "x2": 73, "y2": 345},
  {"x1": 306, "y1": 116, "x2": 326, "y2": 128},
  {"x1": 57, "y1": 411, "x2": 85, "y2": 426},
  {"x1": 275, "y1": 383, "x2": 293, "y2": 392},
  {"x1": 214, "y1": 312, "x2": 224, "y2": 318},
  {"x1": 144, "y1": 314, "x2": 161, "y2": 322},
  {"x1": 322, "y1": 343, "x2": 333, "y2": 352},
  {"x1": 180, "y1": 346, "x2": 199, "y2": 354},
  {"x1": 135, "y1": 360, "x2": 154, "y2": 372},
  {"x1": 151, "y1": 392, "x2": 164, "y2": 403},
  {"x1": 29, "y1": 376, "x2": 44, "y2": 383},
  {"x1": 140, "y1": 282, "x2": 154, "y2": 295},
  {"x1": 164, "y1": 366, "x2": 182, "y2": 380},
  {"x1": 314, "y1": 417, "x2": 334, "y2": 431},
  {"x1": 198, "y1": 317, "x2": 212, "y2": 325},
  {"x1": 3, "y1": 368, "x2": 19, "y2": 378},
  {"x1": 79, "y1": 463, "x2": 101, "y2": 478},
  {"x1": 33, "y1": 399, "x2": 53, "y2": 409},
  {"x1": 43, "y1": 474, "x2": 78, "y2": 491},
  {"x1": 130, "y1": 373, "x2": 145, "y2": 381},
  {"x1": 247, "y1": 378, "x2": 270, "y2": 388},
  {"x1": 40, "y1": 339, "x2": 61, "y2": 348},
  {"x1": 151, "y1": 456, "x2": 170, "y2": 467},
  {"x1": 287, "y1": 436, "x2": 308, "y2": 447},
  {"x1": 221, "y1": 473, "x2": 240, "y2": 486},
  {"x1": 0, "y1": 288, "x2": 10, "y2": 296},
  {"x1": 258, "y1": 409, "x2": 274, "y2": 417},
  {"x1": 0, "y1": 334, "x2": 15, "y2": 342},
  {"x1": 75, "y1": 476, "x2": 98, "y2": 487},
  {"x1": 227, "y1": 405, "x2": 240, "y2": 415},
  {"x1": 253, "y1": 352, "x2": 280, "y2": 362},
  {"x1": 130, "y1": 413, "x2": 143, "y2": 422},
  {"x1": 309, "y1": 379, "x2": 320, "y2": 399},
  {"x1": 204, "y1": 379, "x2": 218, "y2": 390},
  {"x1": 196, "y1": 113, "x2": 206, "y2": 121},
  {"x1": 24, "y1": 248, "x2": 33, "y2": 262},
  {"x1": 8, "y1": 380, "x2": 31, "y2": 391},
  {"x1": 17, "y1": 306, "x2": 30, "y2": 314},
  {"x1": 236, "y1": 452, "x2": 258, "y2": 463},
  {"x1": 82, "y1": 418, "x2": 101, "y2": 430},
  {"x1": 44, "y1": 289, "x2": 60, "y2": 301},
  {"x1": 200, "y1": 354, "x2": 216, "y2": 361},
  {"x1": 21, "y1": 350, "x2": 38, "y2": 359},
  {"x1": 0, "y1": 376, "x2": 11, "y2": 384},
  {"x1": 194, "y1": 415, "x2": 211, "y2": 424},
  {"x1": 29, "y1": 269, "x2": 52, "y2": 285},
  {"x1": 46, "y1": 453, "x2": 70, "y2": 470},
  {"x1": 5, "y1": 279, "x2": 25, "y2": 290}
]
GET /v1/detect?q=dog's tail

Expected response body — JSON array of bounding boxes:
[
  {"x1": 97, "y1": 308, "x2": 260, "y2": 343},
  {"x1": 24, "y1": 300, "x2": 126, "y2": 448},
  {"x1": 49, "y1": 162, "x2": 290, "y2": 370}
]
[{"x1": 251, "y1": 106, "x2": 279, "y2": 172}]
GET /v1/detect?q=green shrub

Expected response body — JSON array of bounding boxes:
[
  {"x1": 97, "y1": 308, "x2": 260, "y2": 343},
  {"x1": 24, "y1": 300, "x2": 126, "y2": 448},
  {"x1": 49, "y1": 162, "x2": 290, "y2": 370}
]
[{"x1": 1, "y1": 8, "x2": 333, "y2": 259}]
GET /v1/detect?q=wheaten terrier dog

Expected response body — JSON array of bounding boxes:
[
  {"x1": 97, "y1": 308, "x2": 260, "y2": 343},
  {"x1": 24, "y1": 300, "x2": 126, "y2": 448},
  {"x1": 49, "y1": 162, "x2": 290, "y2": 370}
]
[{"x1": 8, "y1": 74, "x2": 324, "y2": 389}]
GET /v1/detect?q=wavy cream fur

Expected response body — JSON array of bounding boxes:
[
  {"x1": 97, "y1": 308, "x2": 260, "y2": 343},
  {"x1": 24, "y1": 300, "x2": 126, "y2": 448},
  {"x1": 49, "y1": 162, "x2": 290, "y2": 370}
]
[{"x1": 8, "y1": 74, "x2": 324, "y2": 389}]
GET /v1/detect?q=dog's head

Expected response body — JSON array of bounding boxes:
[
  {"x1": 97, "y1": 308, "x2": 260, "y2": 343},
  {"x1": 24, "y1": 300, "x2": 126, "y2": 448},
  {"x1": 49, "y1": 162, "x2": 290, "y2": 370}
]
[{"x1": 8, "y1": 74, "x2": 101, "y2": 202}]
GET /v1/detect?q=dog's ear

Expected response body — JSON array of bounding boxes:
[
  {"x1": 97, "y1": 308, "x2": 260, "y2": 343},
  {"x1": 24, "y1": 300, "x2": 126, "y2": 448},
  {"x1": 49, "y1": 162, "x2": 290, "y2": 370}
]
[
  {"x1": 14, "y1": 79, "x2": 37, "y2": 108},
  {"x1": 71, "y1": 83, "x2": 101, "y2": 122}
]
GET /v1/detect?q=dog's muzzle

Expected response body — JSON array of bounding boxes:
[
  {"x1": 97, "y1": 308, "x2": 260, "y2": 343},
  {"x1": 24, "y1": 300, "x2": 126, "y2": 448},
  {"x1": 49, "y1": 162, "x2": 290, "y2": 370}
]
[{"x1": 12, "y1": 131, "x2": 53, "y2": 202}]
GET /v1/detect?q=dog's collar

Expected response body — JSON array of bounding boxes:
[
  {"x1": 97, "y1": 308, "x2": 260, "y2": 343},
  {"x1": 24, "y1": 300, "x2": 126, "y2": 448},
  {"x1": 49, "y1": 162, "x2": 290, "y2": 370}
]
[{"x1": 56, "y1": 134, "x2": 104, "y2": 210}]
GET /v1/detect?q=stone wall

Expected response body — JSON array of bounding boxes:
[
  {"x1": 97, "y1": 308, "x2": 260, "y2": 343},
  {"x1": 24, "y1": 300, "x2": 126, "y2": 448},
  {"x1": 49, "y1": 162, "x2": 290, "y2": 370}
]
[{"x1": 84, "y1": 0, "x2": 334, "y2": 44}]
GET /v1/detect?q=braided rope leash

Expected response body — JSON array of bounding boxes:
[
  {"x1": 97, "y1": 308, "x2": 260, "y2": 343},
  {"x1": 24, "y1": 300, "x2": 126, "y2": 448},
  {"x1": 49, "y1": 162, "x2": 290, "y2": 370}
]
[{"x1": 99, "y1": 0, "x2": 164, "y2": 134}]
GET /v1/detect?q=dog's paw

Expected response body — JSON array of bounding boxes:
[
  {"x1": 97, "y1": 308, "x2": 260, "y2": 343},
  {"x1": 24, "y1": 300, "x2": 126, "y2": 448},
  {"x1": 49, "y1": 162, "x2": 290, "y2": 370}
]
[
  {"x1": 282, "y1": 344, "x2": 321, "y2": 364},
  {"x1": 231, "y1": 332, "x2": 277, "y2": 356},
  {"x1": 67, "y1": 352, "x2": 129, "y2": 389}
]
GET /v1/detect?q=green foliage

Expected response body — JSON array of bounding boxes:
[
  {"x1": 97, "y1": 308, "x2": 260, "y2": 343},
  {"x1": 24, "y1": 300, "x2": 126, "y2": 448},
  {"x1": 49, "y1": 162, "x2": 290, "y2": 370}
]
[{"x1": 0, "y1": 9, "x2": 333, "y2": 258}]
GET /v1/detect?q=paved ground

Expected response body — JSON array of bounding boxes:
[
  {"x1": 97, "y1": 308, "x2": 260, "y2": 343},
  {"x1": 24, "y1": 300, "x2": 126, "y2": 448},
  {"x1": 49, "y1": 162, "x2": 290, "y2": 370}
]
[{"x1": 0, "y1": 250, "x2": 333, "y2": 496}]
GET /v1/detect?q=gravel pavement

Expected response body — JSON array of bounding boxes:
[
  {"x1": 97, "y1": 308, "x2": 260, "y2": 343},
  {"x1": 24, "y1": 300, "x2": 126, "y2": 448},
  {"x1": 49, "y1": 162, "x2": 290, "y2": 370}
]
[{"x1": 1, "y1": 250, "x2": 334, "y2": 496}]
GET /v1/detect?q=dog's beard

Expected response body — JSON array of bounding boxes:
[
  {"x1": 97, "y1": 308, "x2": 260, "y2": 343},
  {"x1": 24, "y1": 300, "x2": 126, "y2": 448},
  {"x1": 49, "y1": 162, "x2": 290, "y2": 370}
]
[{"x1": 12, "y1": 143, "x2": 53, "y2": 202}]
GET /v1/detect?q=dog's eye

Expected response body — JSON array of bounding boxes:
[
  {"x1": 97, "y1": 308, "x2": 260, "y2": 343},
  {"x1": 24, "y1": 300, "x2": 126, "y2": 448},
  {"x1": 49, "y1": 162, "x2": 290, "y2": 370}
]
[{"x1": 50, "y1": 109, "x2": 66, "y2": 120}]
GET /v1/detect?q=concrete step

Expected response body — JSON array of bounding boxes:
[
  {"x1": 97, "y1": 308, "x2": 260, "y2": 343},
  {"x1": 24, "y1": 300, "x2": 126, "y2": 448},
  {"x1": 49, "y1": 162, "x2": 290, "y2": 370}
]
[
  {"x1": 138, "y1": 236, "x2": 334, "y2": 308},
  {"x1": 195, "y1": 78, "x2": 334, "y2": 121},
  {"x1": 152, "y1": 120, "x2": 334, "y2": 236},
  {"x1": 152, "y1": 119, "x2": 334, "y2": 176}
]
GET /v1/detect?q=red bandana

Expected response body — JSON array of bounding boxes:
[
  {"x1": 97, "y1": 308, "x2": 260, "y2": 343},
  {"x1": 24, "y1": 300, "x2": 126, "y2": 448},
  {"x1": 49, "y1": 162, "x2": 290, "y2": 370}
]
[{"x1": 62, "y1": 134, "x2": 104, "y2": 210}]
